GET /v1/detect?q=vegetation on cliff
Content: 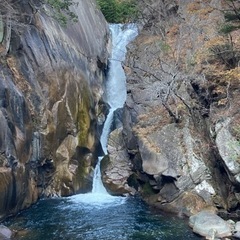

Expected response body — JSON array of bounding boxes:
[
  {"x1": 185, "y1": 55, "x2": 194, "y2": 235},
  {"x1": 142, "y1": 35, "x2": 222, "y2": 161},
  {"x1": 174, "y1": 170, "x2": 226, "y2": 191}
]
[
  {"x1": 96, "y1": 0, "x2": 137, "y2": 23},
  {"x1": 220, "y1": 0, "x2": 240, "y2": 33},
  {"x1": 0, "y1": 0, "x2": 78, "y2": 27},
  {"x1": 44, "y1": 0, "x2": 78, "y2": 25}
]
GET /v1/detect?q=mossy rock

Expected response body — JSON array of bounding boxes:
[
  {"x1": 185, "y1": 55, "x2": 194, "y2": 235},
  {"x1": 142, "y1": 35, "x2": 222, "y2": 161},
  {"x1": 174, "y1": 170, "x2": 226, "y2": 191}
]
[
  {"x1": 77, "y1": 84, "x2": 92, "y2": 147},
  {"x1": 141, "y1": 182, "x2": 155, "y2": 197}
]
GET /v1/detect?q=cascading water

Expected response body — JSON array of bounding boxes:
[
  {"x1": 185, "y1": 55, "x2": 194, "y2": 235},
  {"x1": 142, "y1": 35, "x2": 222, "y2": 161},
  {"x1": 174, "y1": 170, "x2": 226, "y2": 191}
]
[
  {"x1": 4, "y1": 24, "x2": 201, "y2": 240},
  {"x1": 69, "y1": 24, "x2": 138, "y2": 206},
  {"x1": 92, "y1": 24, "x2": 138, "y2": 193}
]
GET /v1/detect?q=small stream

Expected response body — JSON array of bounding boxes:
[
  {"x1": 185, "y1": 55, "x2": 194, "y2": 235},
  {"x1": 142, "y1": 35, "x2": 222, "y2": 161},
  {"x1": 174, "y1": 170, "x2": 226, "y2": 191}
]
[{"x1": 5, "y1": 24, "x2": 201, "y2": 239}]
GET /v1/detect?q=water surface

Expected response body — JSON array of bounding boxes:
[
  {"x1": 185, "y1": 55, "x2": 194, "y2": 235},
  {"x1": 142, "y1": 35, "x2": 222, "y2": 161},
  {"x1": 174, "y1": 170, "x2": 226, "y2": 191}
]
[{"x1": 5, "y1": 196, "x2": 201, "y2": 240}]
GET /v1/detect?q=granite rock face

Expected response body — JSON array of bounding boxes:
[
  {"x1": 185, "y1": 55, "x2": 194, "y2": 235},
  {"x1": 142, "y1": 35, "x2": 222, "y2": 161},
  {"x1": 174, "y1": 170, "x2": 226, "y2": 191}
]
[
  {"x1": 215, "y1": 117, "x2": 240, "y2": 184},
  {"x1": 0, "y1": 0, "x2": 109, "y2": 219},
  {"x1": 104, "y1": 0, "x2": 240, "y2": 216}
]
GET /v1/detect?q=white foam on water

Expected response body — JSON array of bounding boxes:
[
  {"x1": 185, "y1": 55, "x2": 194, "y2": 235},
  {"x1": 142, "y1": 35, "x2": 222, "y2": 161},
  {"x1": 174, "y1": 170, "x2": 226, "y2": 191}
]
[{"x1": 68, "y1": 193, "x2": 126, "y2": 209}]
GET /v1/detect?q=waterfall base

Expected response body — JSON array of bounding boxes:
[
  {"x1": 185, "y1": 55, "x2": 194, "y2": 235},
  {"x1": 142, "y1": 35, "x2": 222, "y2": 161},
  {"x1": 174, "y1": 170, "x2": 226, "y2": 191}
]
[{"x1": 68, "y1": 193, "x2": 126, "y2": 208}]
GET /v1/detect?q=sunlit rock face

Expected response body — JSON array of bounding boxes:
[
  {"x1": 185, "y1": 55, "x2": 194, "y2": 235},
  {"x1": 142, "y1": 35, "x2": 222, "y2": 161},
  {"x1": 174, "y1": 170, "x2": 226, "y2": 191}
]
[
  {"x1": 0, "y1": 0, "x2": 109, "y2": 218},
  {"x1": 119, "y1": 0, "x2": 240, "y2": 216}
]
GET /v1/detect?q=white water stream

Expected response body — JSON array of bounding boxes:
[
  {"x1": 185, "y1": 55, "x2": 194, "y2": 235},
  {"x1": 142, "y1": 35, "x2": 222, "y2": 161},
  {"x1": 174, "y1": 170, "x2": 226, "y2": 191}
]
[
  {"x1": 69, "y1": 24, "x2": 138, "y2": 207},
  {"x1": 5, "y1": 24, "x2": 200, "y2": 240}
]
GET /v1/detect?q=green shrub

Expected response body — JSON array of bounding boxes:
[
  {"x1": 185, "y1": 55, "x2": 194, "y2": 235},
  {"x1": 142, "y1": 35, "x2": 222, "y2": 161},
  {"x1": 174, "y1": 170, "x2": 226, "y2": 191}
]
[
  {"x1": 224, "y1": 11, "x2": 240, "y2": 22},
  {"x1": 96, "y1": 0, "x2": 138, "y2": 23},
  {"x1": 142, "y1": 182, "x2": 154, "y2": 197},
  {"x1": 45, "y1": 0, "x2": 78, "y2": 26},
  {"x1": 220, "y1": 23, "x2": 239, "y2": 34},
  {"x1": 219, "y1": 1, "x2": 240, "y2": 34}
]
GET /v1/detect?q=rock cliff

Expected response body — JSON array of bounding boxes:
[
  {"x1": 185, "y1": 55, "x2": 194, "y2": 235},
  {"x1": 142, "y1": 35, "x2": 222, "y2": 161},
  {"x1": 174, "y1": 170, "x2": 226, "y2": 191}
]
[
  {"x1": 103, "y1": 0, "x2": 240, "y2": 216},
  {"x1": 0, "y1": 0, "x2": 109, "y2": 219}
]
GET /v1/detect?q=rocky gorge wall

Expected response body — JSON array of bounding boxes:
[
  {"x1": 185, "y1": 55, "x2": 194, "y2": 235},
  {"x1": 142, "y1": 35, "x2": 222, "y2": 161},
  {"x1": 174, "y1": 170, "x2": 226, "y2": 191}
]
[
  {"x1": 0, "y1": 0, "x2": 109, "y2": 219},
  {"x1": 102, "y1": 0, "x2": 240, "y2": 217}
]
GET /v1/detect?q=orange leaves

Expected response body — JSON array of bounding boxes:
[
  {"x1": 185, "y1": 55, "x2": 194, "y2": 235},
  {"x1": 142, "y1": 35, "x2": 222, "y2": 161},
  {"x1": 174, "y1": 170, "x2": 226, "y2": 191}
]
[
  {"x1": 204, "y1": 36, "x2": 227, "y2": 49},
  {"x1": 187, "y1": 2, "x2": 213, "y2": 18},
  {"x1": 167, "y1": 24, "x2": 179, "y2": 38},
  {"x1": 194, "y1": 35, "x2": 230, "y2": 67},
  {"x1": 187, "y1": 2, "x2": 201, "y2": 13},
  {"x1": 220, "y1": 67, "x2": 240, "y2": 83}
]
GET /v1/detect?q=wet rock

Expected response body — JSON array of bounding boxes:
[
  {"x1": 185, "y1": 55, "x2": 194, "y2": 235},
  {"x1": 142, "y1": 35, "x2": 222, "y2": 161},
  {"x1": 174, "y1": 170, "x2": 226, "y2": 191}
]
[
  {"x1": 101, "y1": 128, "x2": 135, "y2": 195},
  {"x1": 189, "y1": 211, "x2": 232, "y2": 238},
  {"x1": 112, "y1": 108, "x2": 124, "y2": 130}
]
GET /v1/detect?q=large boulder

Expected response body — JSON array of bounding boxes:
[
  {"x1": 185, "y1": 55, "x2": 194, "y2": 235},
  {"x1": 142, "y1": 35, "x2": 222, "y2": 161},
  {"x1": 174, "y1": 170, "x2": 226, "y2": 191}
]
[
  {"x1": 137, "y1": 121, "x2": 211, "y2": 186},
  {"x1": 189, "y1": 211, "x2": 232, "y2": 238}
]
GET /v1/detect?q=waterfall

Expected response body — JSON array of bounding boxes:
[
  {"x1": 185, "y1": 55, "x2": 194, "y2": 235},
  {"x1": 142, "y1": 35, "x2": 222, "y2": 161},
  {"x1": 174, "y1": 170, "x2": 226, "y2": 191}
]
[{"x1": 69, "y1": 23, "x2": 138, "y2": 206}]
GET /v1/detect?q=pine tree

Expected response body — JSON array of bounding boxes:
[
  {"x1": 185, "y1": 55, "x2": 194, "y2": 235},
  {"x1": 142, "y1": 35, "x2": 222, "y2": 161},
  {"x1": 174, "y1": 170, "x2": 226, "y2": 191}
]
[{"x1": 221, "y1": 0, "x2": 240, "y2": 34}]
